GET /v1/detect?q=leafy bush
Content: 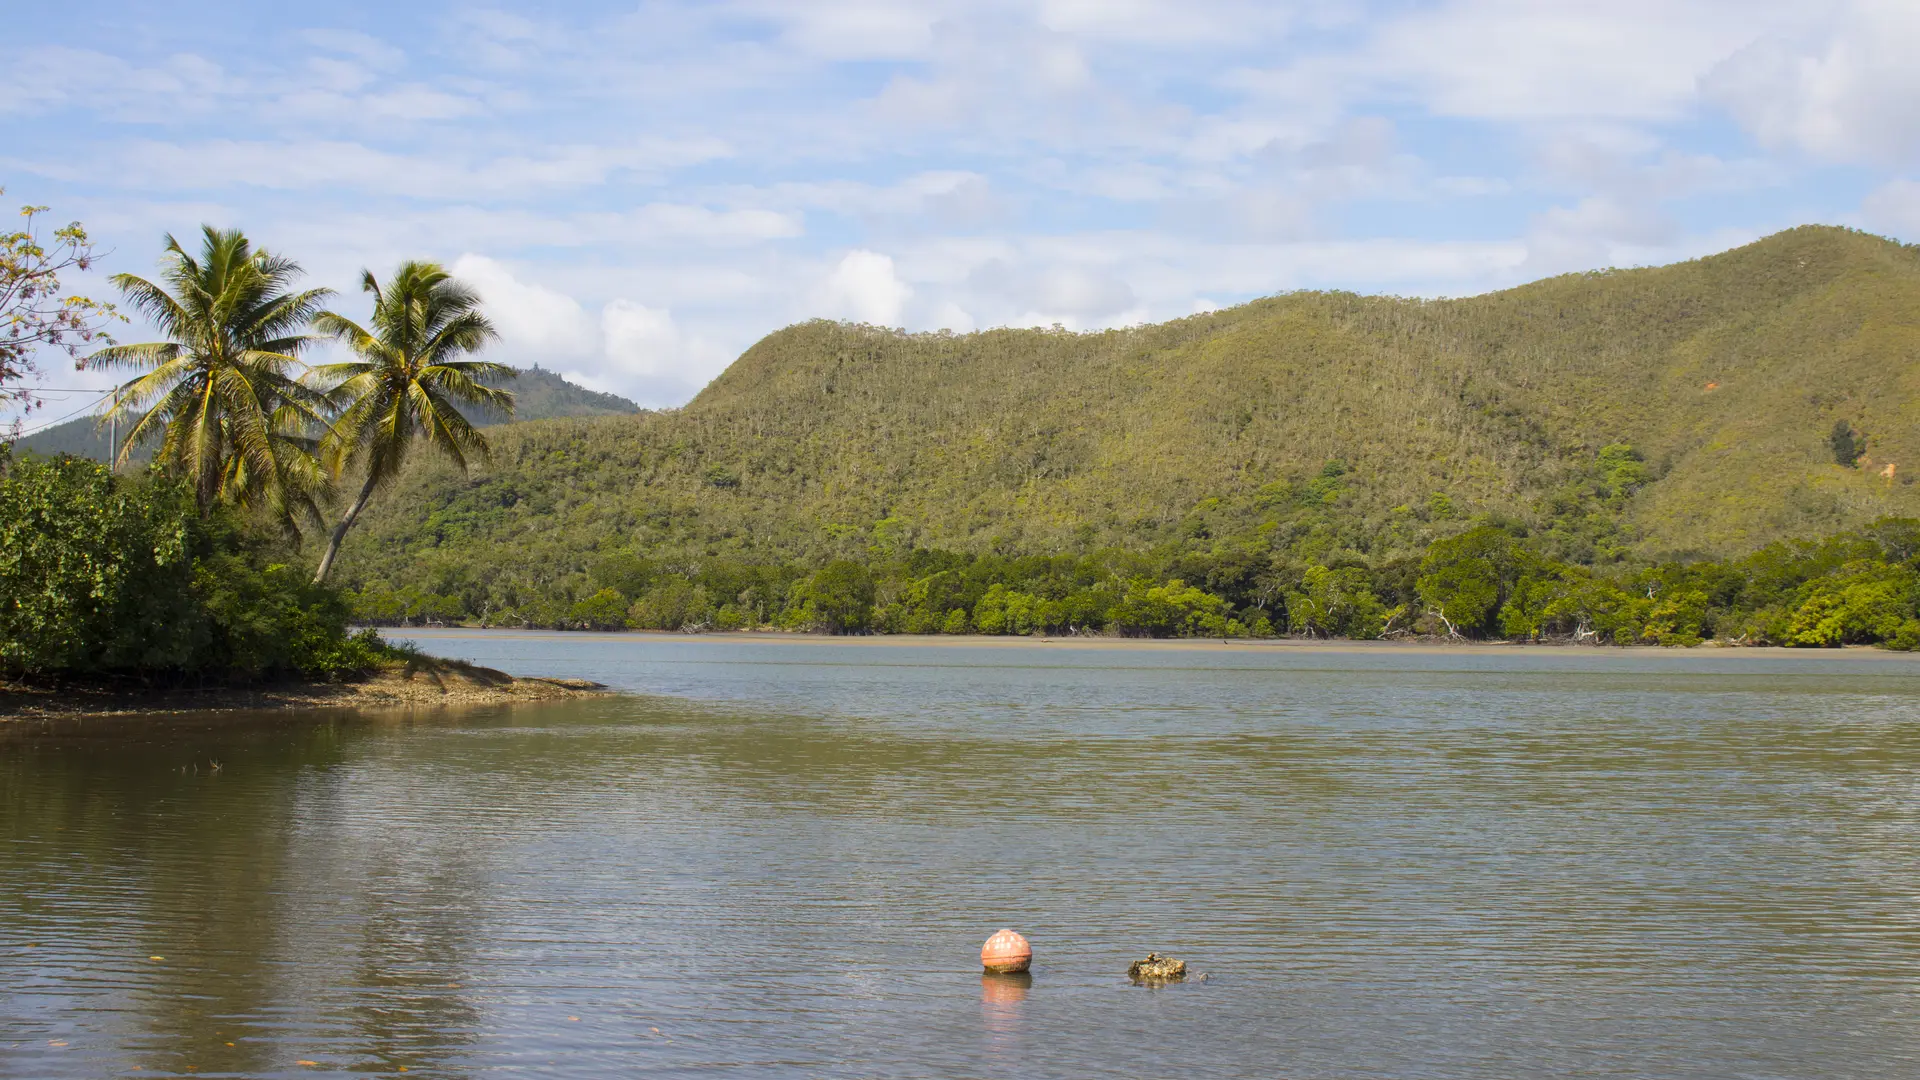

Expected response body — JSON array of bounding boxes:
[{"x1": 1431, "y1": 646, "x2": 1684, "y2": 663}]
[
  {"x1": 1286, "y1": 566, "x2": 1387, "y2": 639},
  {"x1": 1782, "y1": 563, "x2": 1917, "y2": 646},
  {"x1": 568, "y1": 587, "x2": 631, "y2": 631},
  {"x1": 789, "y1": 560, "x2": 874, "y2": 634},
  {"x1": 1828, "y1": 421, "x2": 1865, "y2": 468},
  {"x1": 1416, "y1": 526, "x2": 1536, "y2": 635},
  {"x1": 0, "y1": 453, "x2": 206, "y2": 674},
  {"x1": 195, "y1": 555, "x2": 386, "y2": 677},
  {"x1": 1110, "y1": 579, "x2": 1237, "y2": 637},
  {"x1": 0, "y1": 454, "x2": 394, "y2": 681},
  {"x1": 629, "y1": 579, "x2": 713, "y2": 631}
]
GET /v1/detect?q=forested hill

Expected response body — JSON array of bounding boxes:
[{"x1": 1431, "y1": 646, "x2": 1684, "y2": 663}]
[
  {"x1": 465, "y1": 365, "x2": 642, "y2": 424},
  {"x1": 12, "y1": 365, "x2": 640, "y2": 462},
  {"x1": 339, "y1": 225, "x2": 1920, "y2": 607}
]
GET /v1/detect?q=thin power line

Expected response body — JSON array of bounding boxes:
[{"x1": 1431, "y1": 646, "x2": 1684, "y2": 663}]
[{"x1": 9, "y1": 390, "x2": 117, "y2": 439}]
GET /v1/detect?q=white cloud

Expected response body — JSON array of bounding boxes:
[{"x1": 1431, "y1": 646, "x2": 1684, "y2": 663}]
[
  {"x1": 1372, "y1": 1, "x2": 1750, "y2": 121},
  {"x1": 272, "y1": 83, "x2": 485, "y2": 123},
  {"x1": 1522, "y1": 196, "x2": 1678, "y2": 275},
  {"x1": 812, "y1": 250, "x2": 913, "y2": 325},
  {"x1": 929, "y1": 300, "x2": 977, "y2": 332},
  {"x1": 600, "y1": 301, "x2": 681, "y2": 380},
  {"x1": 22, "y1": 137, "x2": 732, "y2": 198},
  {"x1": 1037, "y1": 0, "x2": 1305, "y2": 44},
  {"x1": 1704, "y1": 0, "x2": 1920, "y2": 166},
  {"x1": 301, "y1": 29, "x2": 406, "y2": 70},
  {"x1": 446, "y1": 254, "x2": 733, "y2": 403},
  {"x1": 594, "y1": 301, "x2": 735, "y2": 403},
  {"x1": 451, "y1": 253, "x2": 597, "y2": 359},
  {"x1": 1862, "y1": 179, "x2": 1920, "y2": 239},
  {"x1": 596, "y1": 204, "x2": 802, "y2": 245},
  {"x1": 731, "y1": 0, "x2": 941, "y2": 60},
  {"x1": 969, "y1": 260, "x2": 1137, "y2": 322},
  {"x1": 0, "y1": 47, "x2": 229, "y2": 119}
]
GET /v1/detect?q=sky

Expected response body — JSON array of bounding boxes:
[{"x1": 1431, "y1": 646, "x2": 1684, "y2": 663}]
[{"x1": 6, "y1": 0, "x2": 1920, "y2": 417}]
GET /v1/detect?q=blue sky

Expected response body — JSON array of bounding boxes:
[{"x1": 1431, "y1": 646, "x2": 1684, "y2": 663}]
[{"x1": 7, "y1": 0, "x2": 1920, "y2": 411}]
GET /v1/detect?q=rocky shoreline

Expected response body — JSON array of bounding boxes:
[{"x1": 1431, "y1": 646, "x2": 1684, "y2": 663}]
[{"x1": 0, "y1": 662, "x2": 609, "y2": 722}]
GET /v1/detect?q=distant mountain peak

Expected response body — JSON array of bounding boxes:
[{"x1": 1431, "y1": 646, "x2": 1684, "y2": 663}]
[{"x1": 10, "y1": 366, "x2": 641, "y2": 463}]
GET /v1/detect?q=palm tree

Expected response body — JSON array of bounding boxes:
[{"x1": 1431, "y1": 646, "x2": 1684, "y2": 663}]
[
  {"x1": 309, "y1": 261, "x2": 513, "y2": 583},
  {"x1": 89, "y1": 227, "x2": 331, "y2": 519}
]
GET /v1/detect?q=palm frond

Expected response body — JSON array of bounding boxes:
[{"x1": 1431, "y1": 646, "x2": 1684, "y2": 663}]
[
  {"x1": 88, "y1": 340, "x2": 184, "y2": 374},
  {"x1": 408, "y1": 381, "x2": 490, "y2": 470},
  {"x1": 104, "y1": 275, "x2": 194, "y2": 341},
  {"x1": 107, "y1": 356, "x2": 200, "y2": 415},
  {"x1": 419, "y1": 364, "x2": 516, "y2": 414}
]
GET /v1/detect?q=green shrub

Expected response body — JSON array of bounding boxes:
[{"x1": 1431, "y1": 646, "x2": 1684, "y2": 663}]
[
  {"x1": 0, "y1": 455, "x2": 392, "y2": 680},
  {"x1": 1416, "y1": 526, "x2": 1531, "y2": 635},
  {"x1": 628, "y1": 578, "x2": 713, "y2": 630},
  {"x1": 0, "y1": 454, "x2": 207, "y2": 674},
  {"x1": 1109, "y1": 578, "x2": 1233, "y2": 637},
  {"x1": 790, "y1": 560, "x2": 874, "y2": 633},
  {"x1": 569, "y1": 587, "x2": 631, "y2": 631},
  {"x1": 1286, "y1": 566, "x2": 1386, "y2": 639},
  {"x1": 1783, "y1": 564, "x2": 1918, "y2": 646}
]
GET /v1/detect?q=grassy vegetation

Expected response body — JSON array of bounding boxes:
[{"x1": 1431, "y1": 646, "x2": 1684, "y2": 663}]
[{"x1": 330, "y1": 226, "x2": 1920, "y2": 644}]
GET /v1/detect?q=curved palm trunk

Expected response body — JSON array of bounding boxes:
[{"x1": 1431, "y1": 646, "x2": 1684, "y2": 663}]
[{"x1": 312, "y1": 471, "x2": 381, "y2": 584}]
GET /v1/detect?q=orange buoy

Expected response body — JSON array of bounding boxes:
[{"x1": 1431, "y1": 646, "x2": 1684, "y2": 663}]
[{"x1": 980, "y1": 928, "x2": 1032, "y2": 973}]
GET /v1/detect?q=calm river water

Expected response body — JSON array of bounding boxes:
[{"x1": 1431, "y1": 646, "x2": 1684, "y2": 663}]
[{"x1": 7, "y1": 633, "x2": 1920, "y2": 1078}]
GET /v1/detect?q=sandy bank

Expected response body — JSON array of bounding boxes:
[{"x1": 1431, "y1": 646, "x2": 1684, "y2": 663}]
[{"x1": 0, "y1": 663, "x2": 609, "y2": 721}]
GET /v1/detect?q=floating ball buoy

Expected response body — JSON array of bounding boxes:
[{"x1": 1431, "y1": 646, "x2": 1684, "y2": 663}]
[{"x1": 980, "y1": 929, "x2": 1032, "y2": 973}]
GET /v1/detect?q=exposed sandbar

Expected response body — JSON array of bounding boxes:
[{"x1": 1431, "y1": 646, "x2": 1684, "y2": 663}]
[{"x1": 0, "y1": 662, "x2": 609, "y2": 722}]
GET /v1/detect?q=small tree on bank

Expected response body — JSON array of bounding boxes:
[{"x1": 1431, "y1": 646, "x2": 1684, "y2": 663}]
[
  {"x1": 310, "y1": 262, "x2": 511, "y2": 583},
  {"x1": 0, "y1": 192, "x2": 117, "y2": 417}
]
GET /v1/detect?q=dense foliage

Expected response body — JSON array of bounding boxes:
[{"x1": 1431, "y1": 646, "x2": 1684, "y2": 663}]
[
  {"x1": 0, "y1": 454, "x2": 390, "y2": 680},
  {"x1": 341, "y1": 443, "x2": 1920, "y2": 650}
]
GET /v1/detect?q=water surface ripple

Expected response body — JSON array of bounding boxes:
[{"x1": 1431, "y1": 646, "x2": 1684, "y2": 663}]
[{"x1": 6, "y1": 635, "x2": 1920, "y2": 1077}]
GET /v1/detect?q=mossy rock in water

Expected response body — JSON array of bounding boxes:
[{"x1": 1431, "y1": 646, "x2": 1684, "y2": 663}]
[{"x1": 1128, "y1": 953, "x2": 1186, "y2": 982}]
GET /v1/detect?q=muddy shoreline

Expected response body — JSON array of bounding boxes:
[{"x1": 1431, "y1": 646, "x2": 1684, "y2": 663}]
[{"x1": 0, "y1": 665, "x2": 610, "y2": 722}]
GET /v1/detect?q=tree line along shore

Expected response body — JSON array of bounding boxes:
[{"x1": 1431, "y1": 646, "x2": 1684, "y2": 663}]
[{"x1": 352, "y1": 501, "x2": 1920, "y2": 651}]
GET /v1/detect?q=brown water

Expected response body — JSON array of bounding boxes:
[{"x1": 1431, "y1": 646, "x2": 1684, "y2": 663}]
[{"x1": 6, "y1": 633, "x2": 1920, "y2": 1078}]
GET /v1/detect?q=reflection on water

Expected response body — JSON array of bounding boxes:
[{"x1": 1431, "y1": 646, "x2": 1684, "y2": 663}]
[
  {"x1": 5, "y1": 635, "x2": 1920, "y2": 1078},
  {"x1": 980, "y1": 971, "x2": 1031, "y2": 1057},
  {"x1": 980, "y1": 971, "x2": 1032, "y2": 1006}
]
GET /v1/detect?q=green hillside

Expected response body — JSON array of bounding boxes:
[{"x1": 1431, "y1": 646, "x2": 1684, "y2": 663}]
[
  {"x1": 336, "y1": 225, "x2": 1920, "y2": 619},
  {"x1": 463, "y1": 365, "x2": 642, "y2": 425},
  {"x1": 11, "y1": 366, "x2": 640, "y2": 463}
]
